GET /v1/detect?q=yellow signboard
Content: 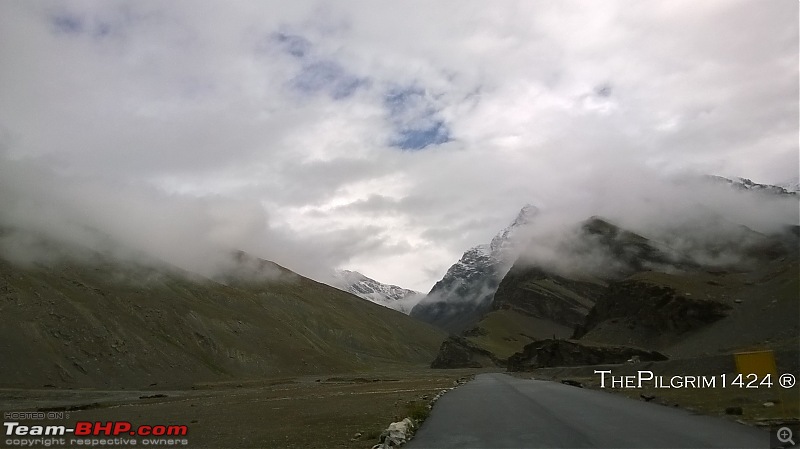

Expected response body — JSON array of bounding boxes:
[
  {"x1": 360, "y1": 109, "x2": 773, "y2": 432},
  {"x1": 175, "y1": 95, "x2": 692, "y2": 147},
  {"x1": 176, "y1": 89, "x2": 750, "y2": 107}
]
[{"x1": 734, "y1": 350, "x2": 778, "y2": 377}]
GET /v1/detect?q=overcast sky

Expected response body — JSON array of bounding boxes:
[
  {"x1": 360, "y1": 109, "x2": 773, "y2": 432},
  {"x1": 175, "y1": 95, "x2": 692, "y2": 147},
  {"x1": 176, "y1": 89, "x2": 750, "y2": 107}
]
[{"x1": 0, "y1": 1, "x2": 797, "y2": 291}]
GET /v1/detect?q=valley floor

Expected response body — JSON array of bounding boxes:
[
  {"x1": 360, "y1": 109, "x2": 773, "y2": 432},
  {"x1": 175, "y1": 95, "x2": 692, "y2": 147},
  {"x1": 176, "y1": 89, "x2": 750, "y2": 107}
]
[
  {"x1": 3, "y1": 357, "x2": 795, "y2": 448},
  {"x1": 0, "y1": 368, "x2": 483, "y2": 449}
]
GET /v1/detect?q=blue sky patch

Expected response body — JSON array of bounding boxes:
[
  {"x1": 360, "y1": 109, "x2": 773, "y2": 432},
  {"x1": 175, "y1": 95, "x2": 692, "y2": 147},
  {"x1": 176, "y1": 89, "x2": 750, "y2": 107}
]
[
  {"x1": 272, "y1": 31, "x2": 367, "y2": 100},
  {"x1": 393, "y1": 120, "x2": 450, "y2": 150},
  {"x1": 385, "y1": 86, "x2": 451, "y2": 150},
  {"x1": 291, "y1": 61, "x2": 367, "y2": 100}
]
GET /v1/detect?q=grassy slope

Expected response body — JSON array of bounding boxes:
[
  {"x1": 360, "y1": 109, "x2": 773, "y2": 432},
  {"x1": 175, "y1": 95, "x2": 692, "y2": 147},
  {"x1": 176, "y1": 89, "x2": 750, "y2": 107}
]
[
  {"x1": 465, "y1": 267, "x2": 604, "y2": 359},
  {"x1": 662, "y1": 258, "x2": 799, "y2": 357},
  {"x1": 466, "y1": 309, "x2": 573, "y2": 359},
  {"x1": 580, "y1": 257, "x2": 799, "y2": 357},
  {"x1": 0, "y1": 256, "x2": 446, "y2": 389}
]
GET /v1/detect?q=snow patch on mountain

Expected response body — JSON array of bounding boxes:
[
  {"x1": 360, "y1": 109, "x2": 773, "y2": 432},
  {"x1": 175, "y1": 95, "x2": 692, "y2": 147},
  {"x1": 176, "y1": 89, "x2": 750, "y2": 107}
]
[
  {"x1": 707, "y1": 176, "x2": 798, "y2": 196},
  {"x1": 330, "y1": 270, "x2": 424, "y2": 314}
]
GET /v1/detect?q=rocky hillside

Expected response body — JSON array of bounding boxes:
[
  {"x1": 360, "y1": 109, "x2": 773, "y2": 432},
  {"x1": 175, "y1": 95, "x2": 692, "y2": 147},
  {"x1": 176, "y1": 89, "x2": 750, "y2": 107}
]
[
  {"x1": 431, "y1": 216, "x2": 798, "y2": 368},
  {"x1": 490, "y1": 216, "x2": 688, "y2": 327},
  {"x1": 410, "y1": 205, "x2": 538, "y2": 333},
  {"x1": 573, "y1": 275, "x2": 732, "y2": 343},
  {"x1": 412, "y1": 206, "x2": 690, "y2": 337},
  {"x1": 574, "y1": 244, "x2": 799, "y2": 357},
  {"x1": 461, "y1": 217, "x2": 690, "y2": 359},
  {"x1": 0, "y1": 247, "x2": 446, "y2": 389},
  {"x1": 492, "y1": 266, "x2": 601, "y2": 329},
  {"x1": 507, "y1": 339, "x2": 668, "y2": 372},
  {"x1": 329, "y1": 269, "x2": 424, "y2": 314}
]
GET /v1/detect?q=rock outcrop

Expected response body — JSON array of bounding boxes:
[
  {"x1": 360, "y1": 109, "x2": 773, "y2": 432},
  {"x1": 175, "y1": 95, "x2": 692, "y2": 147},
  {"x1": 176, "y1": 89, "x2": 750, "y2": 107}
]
[
  {"x1": 506, "y1": 339, "x2": 667, "y2": 371},
  {"x1": 492, "y1": 265, "x2": 601, "y2": 329},
  {"x1": 573, "y1": 278, "x2": 731, "y2": 339},
  {"x1": 430, "y1": 336, "x2": 504, "y2": 369}
]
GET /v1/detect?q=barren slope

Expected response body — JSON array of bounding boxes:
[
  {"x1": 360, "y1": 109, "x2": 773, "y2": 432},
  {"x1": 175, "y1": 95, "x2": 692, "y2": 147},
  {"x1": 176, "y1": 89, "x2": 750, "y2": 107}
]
[{"x1": 0, "y1": 254, "x2": 446, "y2": 389}]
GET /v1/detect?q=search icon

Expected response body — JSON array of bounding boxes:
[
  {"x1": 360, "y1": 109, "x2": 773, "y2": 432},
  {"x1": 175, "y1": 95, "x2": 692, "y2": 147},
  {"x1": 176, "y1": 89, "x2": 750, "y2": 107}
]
[{"x1": 777, "y1": 427, "x2": 795, "y2": 446}]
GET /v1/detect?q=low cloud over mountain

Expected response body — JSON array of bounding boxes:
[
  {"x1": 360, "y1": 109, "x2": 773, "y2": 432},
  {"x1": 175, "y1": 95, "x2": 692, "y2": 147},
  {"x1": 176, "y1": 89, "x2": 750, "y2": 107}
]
[{"x1": 0, "y1": 1, "x2": 796, "y2": 292}]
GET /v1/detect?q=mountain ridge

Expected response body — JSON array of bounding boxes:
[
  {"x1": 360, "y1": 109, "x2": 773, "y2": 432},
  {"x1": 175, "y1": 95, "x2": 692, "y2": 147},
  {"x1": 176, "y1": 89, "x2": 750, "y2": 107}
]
[
  {"x1": 329, "y1": 269, "x2": 424, "y2": 314},
  {"x1": 0, "y1": 244, "x2": 445, "y2": 389}
]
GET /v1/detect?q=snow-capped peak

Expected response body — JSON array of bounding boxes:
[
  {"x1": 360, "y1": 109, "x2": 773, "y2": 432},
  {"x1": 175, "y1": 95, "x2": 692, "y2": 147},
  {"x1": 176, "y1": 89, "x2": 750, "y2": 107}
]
[
  {"x1": 439, "y1": 204, "x2": 539, "y2": 286},
  {"x1": 330, "y1": 270, "x2": 424, "y2": 314},
  {"x1": 409, "y1": 204, "x2": 540, "y2": 332}
]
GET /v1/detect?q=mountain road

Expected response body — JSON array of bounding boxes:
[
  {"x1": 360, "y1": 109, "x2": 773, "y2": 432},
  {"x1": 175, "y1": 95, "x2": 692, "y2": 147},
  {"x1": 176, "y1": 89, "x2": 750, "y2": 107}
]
[{"x1": 405, "y1": 373, "x2": 771, "y2": 449}]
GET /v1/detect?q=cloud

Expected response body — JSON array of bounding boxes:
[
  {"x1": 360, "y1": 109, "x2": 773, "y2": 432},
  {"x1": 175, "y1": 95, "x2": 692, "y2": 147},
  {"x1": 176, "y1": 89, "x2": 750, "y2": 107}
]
[
  {"x1": 511, "y1": 174, "x2": 799, "y2": 281},
  {"x1": 0, "y1": 1, "x2": 796, "y2": 291}
]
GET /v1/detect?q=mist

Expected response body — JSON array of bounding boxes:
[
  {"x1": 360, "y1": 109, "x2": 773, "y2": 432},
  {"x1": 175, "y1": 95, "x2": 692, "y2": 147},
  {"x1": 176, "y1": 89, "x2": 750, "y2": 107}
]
[
  {"x1": 0, "y1": 156, "x2": 340, "y2": 280},
  {"x1": 511, "y1": 173, "x2": 799, "y2": 279}
]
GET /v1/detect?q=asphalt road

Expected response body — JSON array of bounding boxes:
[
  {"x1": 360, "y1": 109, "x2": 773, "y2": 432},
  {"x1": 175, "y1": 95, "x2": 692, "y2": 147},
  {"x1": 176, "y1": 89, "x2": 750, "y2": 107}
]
[{"x1": 406, "y1": 373, "x2": 771, "y2": 449}]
